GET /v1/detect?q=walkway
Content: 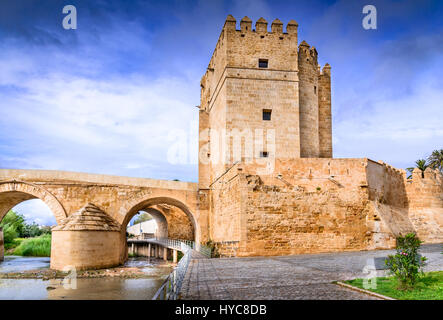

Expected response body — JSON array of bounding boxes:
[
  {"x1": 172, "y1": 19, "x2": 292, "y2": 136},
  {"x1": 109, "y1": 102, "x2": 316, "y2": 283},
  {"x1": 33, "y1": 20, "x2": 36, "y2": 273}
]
[{"x1": 181, "y1": 243, "x2": 443, "y2": 300}]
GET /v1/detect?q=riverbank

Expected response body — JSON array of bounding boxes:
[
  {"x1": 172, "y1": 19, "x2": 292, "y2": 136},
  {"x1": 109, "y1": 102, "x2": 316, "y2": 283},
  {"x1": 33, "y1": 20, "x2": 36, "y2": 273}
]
[{"x1": 5, "y1": 235, "x2": 51, "y2": 257}]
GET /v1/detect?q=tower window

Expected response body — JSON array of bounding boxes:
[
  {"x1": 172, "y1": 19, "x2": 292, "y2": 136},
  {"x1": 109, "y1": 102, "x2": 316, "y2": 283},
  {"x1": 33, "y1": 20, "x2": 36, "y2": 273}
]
[
  {"x1": 262, "y1": 109, "x2": 272, "y2": 121},
  {"x1": 260, "y1": 151, "x2": 269, "y2": 158},
  {"x1": 258, "y1": 59, "x2": 268, "y2": 68},
  {"x1": 314, "y1": 86, "x2": 317, "y2": 94}
]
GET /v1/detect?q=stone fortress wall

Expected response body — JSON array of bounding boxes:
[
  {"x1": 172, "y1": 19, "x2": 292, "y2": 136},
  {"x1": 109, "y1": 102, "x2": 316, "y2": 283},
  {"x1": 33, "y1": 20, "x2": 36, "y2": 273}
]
[{"x1": 210, "y1": 158, "x2": 442, "y2": 257}]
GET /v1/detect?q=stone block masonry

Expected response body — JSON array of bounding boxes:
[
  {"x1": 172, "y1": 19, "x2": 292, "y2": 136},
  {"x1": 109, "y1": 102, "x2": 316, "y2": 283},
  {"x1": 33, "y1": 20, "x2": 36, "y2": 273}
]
[
  {"x1": 0, "y1": 229, "x2": 3, "y2": 262},
  {"x1": 209, "y1": 157, "x2": 442, "y2": 257}
]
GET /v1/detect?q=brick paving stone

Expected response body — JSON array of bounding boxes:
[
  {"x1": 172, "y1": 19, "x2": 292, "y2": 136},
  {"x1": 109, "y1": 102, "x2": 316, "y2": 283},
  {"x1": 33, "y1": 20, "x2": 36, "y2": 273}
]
[{"x1": 181, "y1": 244, "x2": 443, "y2": 300}]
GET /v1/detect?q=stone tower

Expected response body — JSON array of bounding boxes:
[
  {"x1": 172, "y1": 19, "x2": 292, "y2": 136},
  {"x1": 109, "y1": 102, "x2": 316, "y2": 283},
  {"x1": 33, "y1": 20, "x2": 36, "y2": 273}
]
[{"x1": 198, "y1": 15, "x2": 332, "y2": 189}]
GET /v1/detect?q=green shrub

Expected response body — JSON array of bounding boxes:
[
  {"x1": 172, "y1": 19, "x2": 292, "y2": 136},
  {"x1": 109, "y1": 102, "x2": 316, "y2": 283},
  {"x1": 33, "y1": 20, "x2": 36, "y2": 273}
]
[
  {"x1": 385, "y1": 233, "x2": 427, "y2": 289},
  {"x1": 1, "y1": 211, "x2": 25, "y2": 243},
  {"x1": 4, "y1": 238, "x2": 23, "y2": 250},
  {"x1": 2, "y1": 223, "x2": 19, "y2": 244},
  {"x1": 204, "y1": 240, "x2": 219, "y2": 258},
  {"x1": 13, "y1": 234, "x2": 51, "y2": 257}
]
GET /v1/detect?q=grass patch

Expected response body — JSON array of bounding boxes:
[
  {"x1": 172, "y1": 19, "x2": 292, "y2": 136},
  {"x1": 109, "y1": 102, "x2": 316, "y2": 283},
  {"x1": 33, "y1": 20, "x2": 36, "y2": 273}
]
[
  {"x1": 345, "y1": 271, "x2": 443, "y2": 300},
  {"x1": 11, "y1": 234, "x2": 51, "y2": 257}
]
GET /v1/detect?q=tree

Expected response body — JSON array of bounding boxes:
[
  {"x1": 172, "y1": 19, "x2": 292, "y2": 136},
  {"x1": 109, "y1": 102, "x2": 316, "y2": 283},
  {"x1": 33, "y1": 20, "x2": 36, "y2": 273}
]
[
  {"x1": 0, "y1": 211, "x2": 25, "y2": 243},
  {"x1": 427, "y1": 149, "x2": 443, "y2": 173},
  {"x1": 1, "y1": 210, "x2": 51, "y2": 242},
  {"x1": 406, "y1": 159, "x2": 428, "y2": 179},
  {"x1": 22, "y1": 223, "x2": 43, "y2": 238}
]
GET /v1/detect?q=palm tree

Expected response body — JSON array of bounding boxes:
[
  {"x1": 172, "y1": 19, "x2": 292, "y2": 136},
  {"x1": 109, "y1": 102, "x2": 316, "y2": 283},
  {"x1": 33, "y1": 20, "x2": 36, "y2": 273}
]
[
  {"x1": 406, "y1": 159, "x2": 428, "y2": 179},
  {"x1": 427, "y1": 149, "x2": 443, "y2": 173}
]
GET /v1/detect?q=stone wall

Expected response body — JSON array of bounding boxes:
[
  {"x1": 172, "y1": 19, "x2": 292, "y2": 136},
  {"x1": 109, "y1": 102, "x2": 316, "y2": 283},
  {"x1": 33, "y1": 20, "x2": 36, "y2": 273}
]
[
  {"x1": 155, "y1": 205, "x2": 195, "y2": 240},
  {"x1": 365, "y1": 160, "x2": 414, "y2": 249},
  {"x1": 210, "y1": 164, "x2": 244, "y2": 242},
  {"x1": 51, "y1": 230, "x2": 122, "y2": 270},
  {"x1": 406, "y1": 167, "x2": 443, "y2": 243},
  {"x1": 209, "y1": 158, "x2": 442, "y2": 257},
  {"x1": 0, "y1": 229, "x2": 3, "y2": 262}
]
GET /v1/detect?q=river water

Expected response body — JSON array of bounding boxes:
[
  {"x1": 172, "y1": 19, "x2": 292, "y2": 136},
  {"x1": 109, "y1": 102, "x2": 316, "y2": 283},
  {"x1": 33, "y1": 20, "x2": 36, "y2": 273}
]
[{"x1": 0, "y1": 256, "x2": 172, "y2": 300}]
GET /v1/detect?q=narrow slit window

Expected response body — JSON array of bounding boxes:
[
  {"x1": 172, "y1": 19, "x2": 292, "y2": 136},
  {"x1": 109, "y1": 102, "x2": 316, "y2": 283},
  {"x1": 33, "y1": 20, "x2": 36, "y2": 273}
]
[
  {"x1": 262, "y1": 109, "x2": 272, "y2": 121},
  {"x1": 314, "y1": 86, "x2": 317, "y2": 94},
  {"x1": 260, "y1": 151, "x2": 269, "y2": 158},
  {"x1": 259, "y1": 59, "x2": 268, "y2": 68}
]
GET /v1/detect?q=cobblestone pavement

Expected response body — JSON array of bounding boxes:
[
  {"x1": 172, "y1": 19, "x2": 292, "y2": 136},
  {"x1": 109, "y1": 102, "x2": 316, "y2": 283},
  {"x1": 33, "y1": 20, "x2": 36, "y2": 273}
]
[{"x1": 181, "y1": 244, "x2": 442, "y2": 300}]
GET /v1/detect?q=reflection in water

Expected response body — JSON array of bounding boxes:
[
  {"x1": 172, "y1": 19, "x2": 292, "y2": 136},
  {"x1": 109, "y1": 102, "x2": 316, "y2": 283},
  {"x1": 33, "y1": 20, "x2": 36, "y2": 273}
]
[
  {"x1": 0, "y1": 256, "x2": 171, "y2": 300},
  {"x1": 0, "y1": 278, "x2": 165, "y2": 300},
  {"x1": 0, "y1": 256, "x2": 50, "y2": 273}
]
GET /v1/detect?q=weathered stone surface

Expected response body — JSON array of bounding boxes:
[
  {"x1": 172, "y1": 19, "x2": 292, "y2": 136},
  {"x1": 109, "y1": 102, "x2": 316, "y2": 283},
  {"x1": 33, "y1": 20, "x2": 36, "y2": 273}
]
[
  {"x1": 0, "y1": 169, "x2": 206, "y2": 269},
  {"x1": 0, "y1": 229, "x2": 3, "y2": 262},
  {"x1": 210, "y1": 158, "x2": 442, "y2": 257},
  {"x1": 53, "y1": 203, "x2": 121, "y2": 231},
  {"x1": 50, "y1": 230, "x2": 122, "y2": 271}
]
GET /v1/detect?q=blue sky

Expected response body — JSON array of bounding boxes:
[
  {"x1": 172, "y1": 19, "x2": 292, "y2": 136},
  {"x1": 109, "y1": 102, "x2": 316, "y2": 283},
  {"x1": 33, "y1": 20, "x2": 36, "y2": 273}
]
[{"x1": 1, "y1": 0, "x2": 442, "y2": 225}]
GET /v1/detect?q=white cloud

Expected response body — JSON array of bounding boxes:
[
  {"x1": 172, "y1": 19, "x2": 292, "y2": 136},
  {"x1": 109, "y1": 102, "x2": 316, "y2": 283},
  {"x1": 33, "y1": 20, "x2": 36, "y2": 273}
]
[
  {"x1": 12, "y1": 199, "x2": 56, "y2": 226},
  {"x1": 334, "y1": 80, "x2": 443, "y2": 168},
  {"x1": 0, "y1": 62, "x2": 199, "y2": 178}
]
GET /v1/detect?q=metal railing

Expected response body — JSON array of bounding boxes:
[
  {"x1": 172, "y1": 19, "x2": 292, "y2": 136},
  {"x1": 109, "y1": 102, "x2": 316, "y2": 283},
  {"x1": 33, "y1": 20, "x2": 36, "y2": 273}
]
[
  {"x1": 127, "y1": 237, "x2": 213, "y2": 299},
  {"x1": 149, "y1": 238, "x2": 213, "y2": 300},
  {"x1": 152, "y1": 240, "x2": 192, "y2": 300},
  {"x1": 128, "y1": 237, "x2": 212, "y2": 258}
]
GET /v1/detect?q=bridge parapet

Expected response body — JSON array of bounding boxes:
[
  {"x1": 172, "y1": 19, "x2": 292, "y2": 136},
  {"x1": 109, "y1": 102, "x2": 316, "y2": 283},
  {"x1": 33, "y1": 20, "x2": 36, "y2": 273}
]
[{"x1": 0, "y1": 169, "x2": 197, "y2": 190}]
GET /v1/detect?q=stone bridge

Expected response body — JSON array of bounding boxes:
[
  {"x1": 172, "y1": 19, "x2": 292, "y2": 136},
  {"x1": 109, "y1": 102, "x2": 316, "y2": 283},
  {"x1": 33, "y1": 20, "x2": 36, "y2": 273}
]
[{"x1": 0, "y1": 169, "x2": 208, "y2": 269}]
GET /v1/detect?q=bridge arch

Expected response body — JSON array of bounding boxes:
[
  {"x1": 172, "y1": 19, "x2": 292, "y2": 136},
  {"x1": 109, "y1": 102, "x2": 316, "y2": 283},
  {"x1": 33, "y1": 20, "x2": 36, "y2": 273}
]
[
  {"x1": 123, "y1": 196, "x2": 200, "y2": 244},
  {"x1": 0, "y1": 180, "x2": 67, "y2": 224}
]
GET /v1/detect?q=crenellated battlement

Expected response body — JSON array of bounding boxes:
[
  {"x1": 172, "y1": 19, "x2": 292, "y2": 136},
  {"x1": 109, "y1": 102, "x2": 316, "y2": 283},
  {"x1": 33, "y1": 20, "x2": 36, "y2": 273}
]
[
  {"x1": 410, "y1": 167, "x2": 443, "y2": 184},
  {"x1": 203, "y1": 16, "x2": 299, "y2": 78},
  {"x1": 200, "y1": 15, "x2": 301, "y2": 113},
  {"x1": 223, "y1": 15, "x2": 298, "y2": 35}
]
